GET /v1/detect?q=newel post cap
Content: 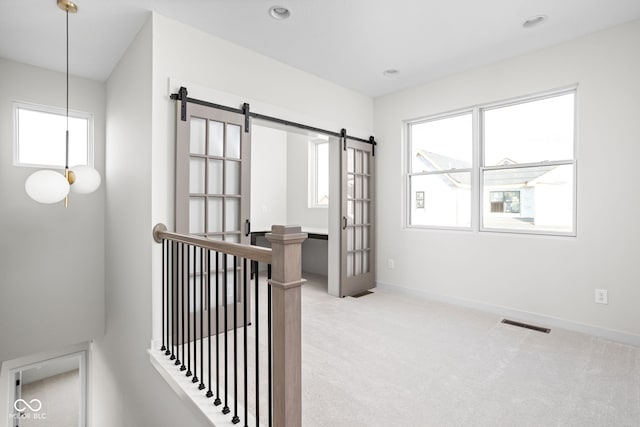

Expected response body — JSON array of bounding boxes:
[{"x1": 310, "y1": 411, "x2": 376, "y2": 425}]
[{"x1": 265, "y1": 225, "x2": 308, "y2": 244}]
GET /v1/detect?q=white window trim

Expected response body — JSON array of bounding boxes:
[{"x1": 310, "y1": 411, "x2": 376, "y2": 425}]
[
  {"x1": 308, "y1": 139, "x2": 329, "y2": 209},
  {"x1": 406, "y1": 109, "x2": 474, "y2": 231},
  {"x1": 404, "y1": 85, "x2": 578, "y2": 237},
  {"x1": 13, "y1": 101, "x2": 95, "y2": 169}
]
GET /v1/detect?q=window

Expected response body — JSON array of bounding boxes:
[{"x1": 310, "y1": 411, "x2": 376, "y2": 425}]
[
  {"x1": 407, "y1": 112, "x2": 472, "y2": 228},
  {"x1": 14, "y1": 102, "x2": 93, "y2": 168},
  {"x1": 489, "y1": 191, "x2": 520, "y2": 213},
  {"x1": 406, "y1": 89, "x2": 576, "y2": 236},
  {"x1": 481, "y1": 92, "x2": 575, "y2": 234},
  {"x1": 308, "y1": 138, "x2": 329, "y2": 207}
]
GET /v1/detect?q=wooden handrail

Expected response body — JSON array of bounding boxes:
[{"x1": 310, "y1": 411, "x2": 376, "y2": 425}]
[
  {"x1": 152, "y1": 223, "x2": 272, "y2": 264},
  {"x1": 153, "y1": 223, "x2": 306, "y2": 426}
]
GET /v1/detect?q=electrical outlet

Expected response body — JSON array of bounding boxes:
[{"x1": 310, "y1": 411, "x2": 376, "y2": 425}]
[
  {"x1": 595, "y1": 289, "x2": 608, "y2": 304},
  {"x1": 387, "y1": 259, "x2": 395, "y2": 269}
]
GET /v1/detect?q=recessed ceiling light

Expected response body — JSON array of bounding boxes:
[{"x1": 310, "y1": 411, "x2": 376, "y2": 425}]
[
  {"x1": 383, "y1": 69, "x2": 399, "y2": 77},
  {"x1": 269, "y1": 6, "x2": 291, "y2": 20},
  {"x1": 523, "y1": 15, "x2": 547, "y2": 29}
]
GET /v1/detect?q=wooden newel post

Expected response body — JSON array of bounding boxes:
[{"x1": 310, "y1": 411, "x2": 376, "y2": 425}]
[{"x1": 266, "y1": 225, "x2": 307, "y2": 427}]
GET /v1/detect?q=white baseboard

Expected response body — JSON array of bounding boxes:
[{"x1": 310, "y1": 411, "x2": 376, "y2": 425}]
[{"x1": 376, "y1": 281, "x2": 640, "y2": 347}]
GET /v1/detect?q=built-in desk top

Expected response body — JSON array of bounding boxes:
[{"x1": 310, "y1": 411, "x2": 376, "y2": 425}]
[{"x1": 251, "y1": 227, "x2": 328, "y2": 241}]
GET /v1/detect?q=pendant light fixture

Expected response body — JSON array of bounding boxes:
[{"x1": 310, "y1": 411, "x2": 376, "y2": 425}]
[{"x1": 25, "y1": 0, "x2": 100, "y2": 206}]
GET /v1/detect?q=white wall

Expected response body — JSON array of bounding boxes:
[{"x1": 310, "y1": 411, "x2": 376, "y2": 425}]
[
  {"x1": 0, "y1": 59, "x2": 105, "y2": 364},
  {"x1": 251, "y1": 124, "x2": 287, "y2": 231},
  {"x1": 374, "y1": 19, "x2": 640, "y2": 341},
  {"x1": 97, "y1": 16, "x2": 208, "y2": 427}
]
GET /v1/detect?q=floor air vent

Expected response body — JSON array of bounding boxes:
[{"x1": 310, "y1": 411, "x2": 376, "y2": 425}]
[
  {"x1": 501, "y1": 319, "x2": 550, "y2": 334},
  {"x1": 350, "y1": 290, "x2": 374, "y2": 298}
]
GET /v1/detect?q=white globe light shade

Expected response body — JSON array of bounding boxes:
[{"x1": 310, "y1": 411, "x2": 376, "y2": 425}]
[
  {"x1": 70, "y1": 165, "x2": 101, "y2": 194},
  {"x1": 25, "y1": 170, "x2": 70, "y2": 204}
]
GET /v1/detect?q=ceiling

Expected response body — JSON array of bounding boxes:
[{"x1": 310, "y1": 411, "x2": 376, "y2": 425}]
[{"x1": 2, "y1": 0, "x2": 640, "y2": 98}]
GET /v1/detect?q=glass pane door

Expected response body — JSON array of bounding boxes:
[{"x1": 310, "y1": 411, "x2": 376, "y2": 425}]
[
  {"x1": 176, "y1": 102, "x2": 251, "y2": 340},
  {"x1": 340, "y1": 138, "x2": 375, "y2": 296}
]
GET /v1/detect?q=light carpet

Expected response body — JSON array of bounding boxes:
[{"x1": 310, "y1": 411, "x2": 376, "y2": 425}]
[{"x1": 300, "y1": 275, "x2": 640, "y2": 427}]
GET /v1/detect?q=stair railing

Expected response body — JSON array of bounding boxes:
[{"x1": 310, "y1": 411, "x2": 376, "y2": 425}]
[{"x1": 153, "y1": 223, "x2": 307, "y2": 427}]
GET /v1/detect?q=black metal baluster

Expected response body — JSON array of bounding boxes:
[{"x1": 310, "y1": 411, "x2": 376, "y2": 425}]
[
  {"x1": 161, "y1": 239, "x2": 166, "y2": 352},
  {"x1": 232, "y1": 256, "x2": 240, "y2": 424},
  {"x1": 165, "y1": 241, "x2": 171, "y2": 356},
  {"x1": 181, "y1": 243, "x2": 186, "y2": 371},
  {"x1": 199, "y1": 247, "x2": 205, "y2": 390},
  {"x1": 186, "y1": 245, "x2": 192, "y2": 376},
  {"x1": 223, "y1": 254, "x2": 230, "y2": 415},
  {"x1": 254, "y1": 260, "x2": 260, "y2": 425},
  {"x1": 214, "y1": 252, "x2": 222, "y2": 406},
  {"x1": 268, "y1": 264, "x2": 272, "y2": 427},
  {"x1": 171, "y1": 242, "x2": 177, "y2": 362},
  {"x1": 178, "y1": 243, "x2": 182, "y2": 365},
  {"x1": 243, "y1": 258, "x2": 248, "y2": 427},
  {"x1": 165, "y1": 240, "x2": 171, "y2": 356},
  {"x1": 207, "y1": 249, "x2": 214, "y2": 398},
  {"x1": 191, "y1": 246, "x2": 197, "y2": 382}
]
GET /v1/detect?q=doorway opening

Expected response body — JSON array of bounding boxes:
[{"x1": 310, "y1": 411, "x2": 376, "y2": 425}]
[
  {"x1": 250, "y1": 120, "x2": 340, "y2": 295},
  {"x1": 8, "y1": 351, "x2": 87, "y2": 427}
]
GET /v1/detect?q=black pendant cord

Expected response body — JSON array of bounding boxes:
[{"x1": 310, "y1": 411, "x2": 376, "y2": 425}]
[{"x1": 65, "y1": 9, "x2": 69, "y2": 171}]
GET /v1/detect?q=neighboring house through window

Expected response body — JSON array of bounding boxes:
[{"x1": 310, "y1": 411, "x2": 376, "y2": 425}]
[
  {"x1": 408, "y1": 112, "x2": 472, "y2": 228},
  {"x1": 490, "y1": 191, "x2": 520, "y2": 213}
]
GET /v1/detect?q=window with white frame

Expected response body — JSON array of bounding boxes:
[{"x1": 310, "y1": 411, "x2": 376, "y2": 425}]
[
  {"x1": 308, "y1": 138, "x2": 329, "y2": 207},
  {"x1": 407, "y1": 112, "x2": 473, "y2": 228},
  {"x1": 14, "y1": 102, "x2": 93, "y2": 168},
  {"x1": 481, "y1": 92, "x2": 575, "y2": 234},
  {"x1": 406, "y1": 89, "x2": 577, "y2": 236}
]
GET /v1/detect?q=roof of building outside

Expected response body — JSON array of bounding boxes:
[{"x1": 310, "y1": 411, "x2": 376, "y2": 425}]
[{"x1": 415, "y1": 150, "x2": 556, "y2": 188}]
